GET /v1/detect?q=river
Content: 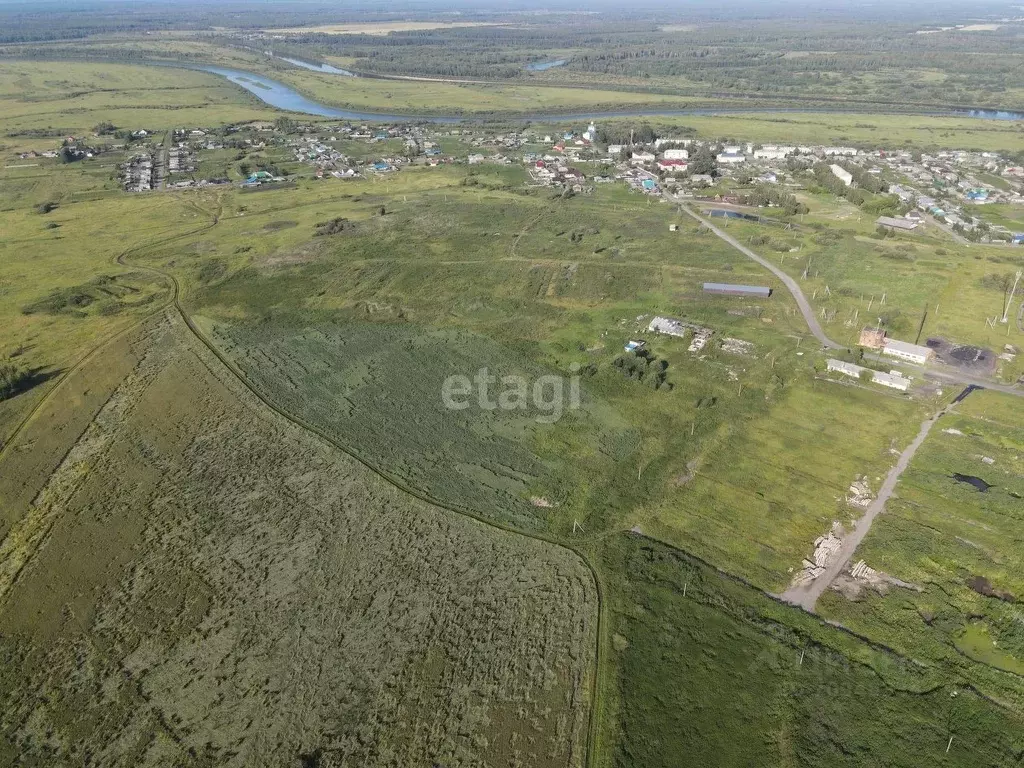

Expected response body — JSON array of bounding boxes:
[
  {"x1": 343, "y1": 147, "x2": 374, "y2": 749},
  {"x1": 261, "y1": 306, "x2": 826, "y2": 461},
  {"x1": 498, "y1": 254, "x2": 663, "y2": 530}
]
[
  {"x1": 198, "y1": 64, "x2": 1024, "y2": 123},
  {"x1": 276, "y1": 56, "x2": 357, "y2": 77}
]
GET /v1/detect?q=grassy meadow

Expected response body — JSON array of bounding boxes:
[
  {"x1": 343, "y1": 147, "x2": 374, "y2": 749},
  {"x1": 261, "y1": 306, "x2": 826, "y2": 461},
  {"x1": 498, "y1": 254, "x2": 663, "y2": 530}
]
[
  {"x1": 0, "y1": 59, "x2": 274, "y2": 137},
  {"x1": 599, "y1": 533, "x2": 1024, "y2": 768},
  {"x1": 0, "y1": 181, "x2": 216, "y2": 444},
  {"x1": 2, "y1": 51, "x2": 1024, "y2": 767},
  {"x1": 0, "y1": 314, "x2": 598, "y2": 766},
  {"x1": 817, "y1": 389, "x2": 1024, "y2": 708}
]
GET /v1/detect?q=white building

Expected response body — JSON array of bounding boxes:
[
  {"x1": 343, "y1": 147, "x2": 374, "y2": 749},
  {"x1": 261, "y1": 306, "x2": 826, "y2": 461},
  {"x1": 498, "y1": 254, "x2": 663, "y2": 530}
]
[
  {"x1": 874, "y1": 371, "x2": 911, "y2": 391},
  {"x1": 754, "y1": 146, "x2": 794, "y2": 160},
  {"x1": 823, "y1": 147, "x2": 859, "y2": 156},
  {"x1": 657, "y1": 159, "x2": 688, "y2": 173},
  {"x1": 662, "y1": 148, "x2": 689, "y2": 160},
  {"x1": 826, "y1": 359, "x2": 911, "y2": 391},
  {"x1": 882, "y1": 338, "x2": 933, "y2": 365},
  {"x1": 655, "y1": 138, "x2": 693, "y2": 148},
  {"x1": 607, "y1": 144, "x2": 625, "y2": 156},
  {"x1": 631, "y1": 151, "x2": 656, "y2": 164},
  {"x1": 827, "y1": 359, "x2": 865, "y2": 378},
  {"x1": 584, "y1": 122, "x2": 597, "y2": 142},
  {"x1": 830, "y1": 164, "x2": 853, "y2": 186},
  {"x1": 717, "y1": 152, "x2": 746, "y2": 164}
]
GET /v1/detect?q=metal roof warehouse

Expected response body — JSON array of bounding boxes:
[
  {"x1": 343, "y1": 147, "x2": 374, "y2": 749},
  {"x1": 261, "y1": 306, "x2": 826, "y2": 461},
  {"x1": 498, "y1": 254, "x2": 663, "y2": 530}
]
[{"x1": 703, "y1": 283, "x2": 772, "y2": 298}]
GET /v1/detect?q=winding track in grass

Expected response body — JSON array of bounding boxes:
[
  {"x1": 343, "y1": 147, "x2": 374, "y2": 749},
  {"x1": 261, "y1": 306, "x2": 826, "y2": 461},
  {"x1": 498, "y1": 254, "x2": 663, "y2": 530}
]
[
  {"x1": 0, "y1": 191, "x2": 608, "y2": 767},
  {"x1": 112, "y1": 196, "x2": 611, "y2": 768},
  {"x1": 6, "y1": 189, "x2": 1011, "y2": 762}
]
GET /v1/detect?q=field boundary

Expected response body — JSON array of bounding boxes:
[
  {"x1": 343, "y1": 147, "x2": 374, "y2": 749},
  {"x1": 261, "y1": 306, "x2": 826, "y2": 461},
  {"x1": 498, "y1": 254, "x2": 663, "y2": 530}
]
[
  {"x1": 112, "y1": 207, "x2": 610, "y2": 768},
  {"x1": 0, "y1": 214, "x2": 223, "y2": 464}
]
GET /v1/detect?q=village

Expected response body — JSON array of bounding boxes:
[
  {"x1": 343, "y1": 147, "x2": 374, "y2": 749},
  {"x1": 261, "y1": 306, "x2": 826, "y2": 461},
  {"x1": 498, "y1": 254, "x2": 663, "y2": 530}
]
[{"x1": 15, "y1": 118, "x2": 1024, "y2": 246}]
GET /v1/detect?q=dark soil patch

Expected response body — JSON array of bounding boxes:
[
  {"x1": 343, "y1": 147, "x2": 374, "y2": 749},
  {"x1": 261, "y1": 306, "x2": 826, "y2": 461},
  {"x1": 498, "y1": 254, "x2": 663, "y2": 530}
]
[
  {"x1": 967, "y1": 575, "x2": 1016, "y2": 603},
  {"x1": 950, "y1": 345, "x2": 988, "y2": 364},
  {"x1": 926, "y1": 337, "x2": 996, "y2": 375},
  {"x1": 264, "y1": 220, "x2": 298, "y2": 231}
]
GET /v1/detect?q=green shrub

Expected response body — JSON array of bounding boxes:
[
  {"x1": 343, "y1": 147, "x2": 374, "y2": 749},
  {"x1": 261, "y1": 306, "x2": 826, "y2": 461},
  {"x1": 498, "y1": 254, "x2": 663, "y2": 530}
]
[{"x1": 0, "y1": 359, "x2": 30, "y2": 400}]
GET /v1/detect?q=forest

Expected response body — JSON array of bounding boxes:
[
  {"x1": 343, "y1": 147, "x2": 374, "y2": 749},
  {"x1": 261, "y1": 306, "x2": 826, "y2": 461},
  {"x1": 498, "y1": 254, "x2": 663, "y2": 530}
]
[{"x1": 3, "y1": 2, "x2": 1024, "y2": 111}]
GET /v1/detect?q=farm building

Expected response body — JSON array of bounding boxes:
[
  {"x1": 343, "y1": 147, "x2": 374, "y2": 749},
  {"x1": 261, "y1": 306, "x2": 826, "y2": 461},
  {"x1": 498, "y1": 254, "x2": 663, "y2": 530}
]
[
  {"x1": 648, "y1": 316, "x2": 688, "y2": 338},
  {"x1": 703, "y1": 282, "x2": 772, "y2": 298},
  {"x1": 873, "y1": 371, "x2": 912, "y2": 391},
  {"x1": 882, "y1": 338, "x2": 934, "y2": 365},
  {"x1": 876, "y1": 216, "x2": 918, "y2": 231},
  {"x1": 826, "y1": 359, "x2": 911, "y2": 391},
  {"x1": 827, "y1": 359, "x2": 865, "y2": 377}
]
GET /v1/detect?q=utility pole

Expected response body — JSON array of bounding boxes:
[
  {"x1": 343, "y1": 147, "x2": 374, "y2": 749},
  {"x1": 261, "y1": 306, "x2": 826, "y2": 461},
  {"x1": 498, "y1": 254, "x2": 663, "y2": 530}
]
[{"x1": 1001, "y1": 270, "x2": 1022, "y2": 324}]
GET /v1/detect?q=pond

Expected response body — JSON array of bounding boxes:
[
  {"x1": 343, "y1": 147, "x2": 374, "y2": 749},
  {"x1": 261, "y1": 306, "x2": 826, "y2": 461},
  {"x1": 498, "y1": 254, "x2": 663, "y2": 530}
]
[
  {"x1": 952, "y1": 473, "x2": 992, "y2": 492},
  {"x1": 708, "y1": 209, "x2": 761, "y2": 221}
]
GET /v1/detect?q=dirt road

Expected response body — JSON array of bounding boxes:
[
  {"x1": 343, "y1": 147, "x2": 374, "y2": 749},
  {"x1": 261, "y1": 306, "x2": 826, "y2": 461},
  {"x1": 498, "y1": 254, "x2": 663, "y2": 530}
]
[
  {"x1": 780, "y1": 406, "x2": 945, "y2": 611},
  {"x1": 679, "y1": 202, "x2": 1024, "y2": 400},
  {"x1": 679, "y1": 204, "x2": 842, "y2": 350}
]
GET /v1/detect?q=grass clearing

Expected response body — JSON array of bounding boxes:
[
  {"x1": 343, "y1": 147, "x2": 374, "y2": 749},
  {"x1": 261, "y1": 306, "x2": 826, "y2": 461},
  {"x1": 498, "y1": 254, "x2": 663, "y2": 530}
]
[
  {"x1": 600, "y1": 533, "x2": 1024, "y2": 768},
  {"x1": 0, "y1": 314, "x2": 597, "y2": 766},
  {"x1": 817, "y1": 389, "x2": 1024, "y2": 708}
]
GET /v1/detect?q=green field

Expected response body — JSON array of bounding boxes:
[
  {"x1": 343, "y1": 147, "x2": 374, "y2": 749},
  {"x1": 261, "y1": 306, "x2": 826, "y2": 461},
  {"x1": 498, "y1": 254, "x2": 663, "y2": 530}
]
[
  {"x1": 3, "y1": 46, "x2": 1024, "y2": 768},
  {"x1": 817, "y1": 390, "x2": 1024, "y2": 707},
  {"x1": 0, "y1": 60, "x2": 274, "y2": 137},
  {"x1": 600, "y1": 533, "x2": 1024, "y2": 767},
  {"x1": 0, "y1": 314, "x2": 597, "y2": 765}
]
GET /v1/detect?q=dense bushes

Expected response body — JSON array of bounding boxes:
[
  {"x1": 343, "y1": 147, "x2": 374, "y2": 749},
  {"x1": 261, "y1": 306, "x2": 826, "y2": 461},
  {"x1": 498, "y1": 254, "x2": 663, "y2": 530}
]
[
  {"x1": 0, "y1": 359, "x2": 31, "y2": 400},
  {"x1": 612, "y1": 350, "x2": 671, "y2": 390},
  {"x1": 314, "y1": 217, "x2": 349, "y2": 236}
]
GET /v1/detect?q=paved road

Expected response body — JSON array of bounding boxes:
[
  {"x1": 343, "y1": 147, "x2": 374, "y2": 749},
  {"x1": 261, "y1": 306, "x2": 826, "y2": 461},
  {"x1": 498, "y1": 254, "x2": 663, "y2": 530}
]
[
  {"x1": 780, "y1": 406, "x2": 945, "y2": 610},
  {"x1": 679, "y1": 202, "x2": 1023, "y2": 399}
]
